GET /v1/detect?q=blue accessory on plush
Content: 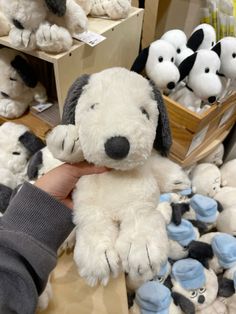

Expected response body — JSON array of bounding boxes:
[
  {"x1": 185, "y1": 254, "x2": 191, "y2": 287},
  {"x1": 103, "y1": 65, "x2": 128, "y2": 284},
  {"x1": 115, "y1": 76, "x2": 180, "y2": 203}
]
[
  {"x1": 172, "y1": 258, "x2": 206, "y2": 290},
  {"x1": 212, "y1": 233, "x2": 236, "y2": 269},
  {"x1": 136, "y1": 281, "x2": 171, "y2": 314},
  {"x1": 179, "y1": 188, "x2": 192, "y2": 196},
  {"x1": 159, "y1": 193, "x2": 171, "y2": 203},
  {"x1": 190, "y1": 194, "x2": 217, "y2": 223},
  {"x1": 158, "y1": 261, "x2": 170, "y2": 277},
  {"x1": 167, "y1": 219, "x2": 196, "y2": 246}
]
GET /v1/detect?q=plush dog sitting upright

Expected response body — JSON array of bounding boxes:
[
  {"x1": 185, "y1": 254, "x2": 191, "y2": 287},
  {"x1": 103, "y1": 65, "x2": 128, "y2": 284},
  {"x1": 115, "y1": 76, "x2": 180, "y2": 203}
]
[
  {"x1": 47, "y1": 67, "x2": 172, "y2": 287},
  {"x1": 0, "y1": 48, "x2": 47, "y2": 118}
]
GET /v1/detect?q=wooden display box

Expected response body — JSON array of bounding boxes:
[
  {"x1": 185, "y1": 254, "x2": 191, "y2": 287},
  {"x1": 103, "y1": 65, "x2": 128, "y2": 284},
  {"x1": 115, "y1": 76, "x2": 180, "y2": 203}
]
[{"x1": 164, "y1": 93, "x2": 236, "y2": 166}]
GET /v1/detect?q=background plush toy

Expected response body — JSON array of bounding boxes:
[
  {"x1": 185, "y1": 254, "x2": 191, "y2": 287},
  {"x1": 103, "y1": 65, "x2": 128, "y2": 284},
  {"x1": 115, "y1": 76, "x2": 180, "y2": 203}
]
[
  {"x1": 170, "y1": 50, "x2": 222, "y2": 112},
  {"x1": 198, "y1": 144, "x2": 224, "y2": 166},
  {"x1": 131, "y1": 39, "x2": 180, "y2": 94},
  {"x1": 220, "y1": 159, "x2": 236, "y2": 187},
  {"x1": 161, "y1": 29, "x2": 194, "y2": 66},
  {"x1": 47, "y1": 67, "x2": 172, "y2": 287},
  {"x1": 0, "y1": 48, "x2": 47, "y2": 118},
  {"x1": 1, "y1": 0, "x2": 88, "y2": 53},
  {"x1": 77, "y1": 0, "x2": 131, "y2": 19},
  {"x1": 171, "y1": 258, "x2": 227, "y2": 314},
  {"x1": 187, "y1": 23, "x2": 216, "y2": 51}
]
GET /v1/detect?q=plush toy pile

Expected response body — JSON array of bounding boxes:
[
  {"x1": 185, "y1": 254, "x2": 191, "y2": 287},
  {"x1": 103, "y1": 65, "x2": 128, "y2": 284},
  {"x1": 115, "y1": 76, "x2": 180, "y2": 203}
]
[
  {"x1": 0, "y1": 0, "x2": 131, "y2": 53},
  {"x1": 131, "y1": 23, "x2": 236, "y2": 113}
]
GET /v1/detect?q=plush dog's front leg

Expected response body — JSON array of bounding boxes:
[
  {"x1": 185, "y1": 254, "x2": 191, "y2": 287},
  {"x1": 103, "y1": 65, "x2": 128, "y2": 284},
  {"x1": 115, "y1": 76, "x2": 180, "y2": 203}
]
[
  {"x1": 46, "y1": 124, "x2": 84, "y2": 163},
  {"x1": 73, "y1": 206, "x2": 120, "y2": 286},
  {"x1": 9, "y1": 27, "x2": 37, "y2": 51},
  {"x1": 0, "y1": 98, "x2": 29, "y2": 118},
  {"x1": 116, "y1": 206, "x2": 169, "y2": 287}
]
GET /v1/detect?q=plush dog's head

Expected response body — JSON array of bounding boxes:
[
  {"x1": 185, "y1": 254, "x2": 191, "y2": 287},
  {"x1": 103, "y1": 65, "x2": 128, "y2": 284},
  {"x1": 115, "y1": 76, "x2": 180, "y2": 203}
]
[
  {"x1": 187, "y1": 23, "x2": 216, "y2": 51},
  {"x1": 2, "y1": 0, "x2": 66, "y2": 31},
  {"x1": 61, "y1": 68, "x2": 172, "y2": 170},
  {"x1": 178, "y1": 50, "x2": 222, "y2": 103}
]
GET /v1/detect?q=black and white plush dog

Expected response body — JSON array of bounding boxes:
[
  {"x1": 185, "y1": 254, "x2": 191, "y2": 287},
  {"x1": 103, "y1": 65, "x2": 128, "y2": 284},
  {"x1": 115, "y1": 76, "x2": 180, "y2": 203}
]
[
  {"x1": 47, "y1": 67, "x2": 172, "y2": 287},
  {"x1": 0, "y1": 48, "x2": 47, "y2": 118},
  {"x1": 187, "y1": 23, "x2": 216, "y2": 52}
]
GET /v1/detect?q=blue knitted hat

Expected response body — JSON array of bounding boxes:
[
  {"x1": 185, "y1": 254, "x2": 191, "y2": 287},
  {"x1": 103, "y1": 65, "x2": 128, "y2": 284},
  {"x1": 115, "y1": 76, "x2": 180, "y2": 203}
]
[
  {"x1": 212, "y1": 233, "x2": 236, "y2": 269},
  {"x1": 172, "y1": 258, "x2": 206, "y2": 290},
  {"x1": 179, "y1": 188, "x2": 192, "y2": 196},
  {"x1": 159, "y1": 193, "x2": 172, "y2": 203},
  {"x1": 190, "y1": 194, "x2": 217, "y2": 223},
  {"x1": 136, "y1": 281, "x2": 171, "y2": 314},
  {"x1": 167, "y1": 219, "x2": 196, "y2": 246}
]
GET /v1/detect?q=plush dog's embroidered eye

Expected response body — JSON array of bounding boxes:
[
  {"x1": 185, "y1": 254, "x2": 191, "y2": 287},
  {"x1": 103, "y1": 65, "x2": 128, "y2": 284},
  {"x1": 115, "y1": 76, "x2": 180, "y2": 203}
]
[
  {"x1": 12, "y1": 152, "x2": 21, "y2": 155},
  {"x1": 158, "y1": 57, "x2": 163, "y2": 63},
  {"x1": 205, "y1": 68, "x2": 210, "y2": 73},
  {"x1": 1, "y1": 92, "x2": 9, "y2": 98},
  {"x1": 140, "y1": 107, "x2": 149, "y2": 120},
  {"x1": 171, "y1": 57, "x2": 174, "y2": 62},
  {"x1": 190, "y1": 290, "x2": 198, "y2": 298},
  {"x1": 90, "y1": 103, "x2": 99, "y2": 110},
  {"x1": 10, "y1": 77, "x2": 17, "y2": 81},
  {"x1": 177, "y1": 48, "x2": 181, "y2": 54},
  {"x1": 232, "y1": 53, "x2": 236, "y2": 58},
  {"x1": 199, "y1": 287, "x2": 206, "y2": 294}
]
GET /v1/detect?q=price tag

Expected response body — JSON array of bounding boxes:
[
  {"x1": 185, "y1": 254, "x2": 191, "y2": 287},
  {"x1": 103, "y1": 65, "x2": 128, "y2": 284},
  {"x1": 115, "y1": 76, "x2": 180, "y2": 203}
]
[
  {"x1": 31, "y1": 103, "x2": 53, "y2": 113},
  {"x1": 73, "y1": 31, "x2": 106, "y2": 47}
]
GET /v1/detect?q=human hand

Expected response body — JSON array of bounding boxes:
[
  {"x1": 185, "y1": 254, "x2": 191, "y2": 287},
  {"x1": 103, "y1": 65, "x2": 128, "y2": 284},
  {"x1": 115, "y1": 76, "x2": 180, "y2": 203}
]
[{"x1": 34, "y1": 162, "x2": 108, "y2": 209}]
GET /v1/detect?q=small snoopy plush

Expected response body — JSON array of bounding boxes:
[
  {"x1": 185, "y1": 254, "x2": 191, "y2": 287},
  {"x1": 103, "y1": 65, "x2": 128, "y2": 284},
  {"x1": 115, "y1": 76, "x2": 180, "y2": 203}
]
[{"x1": 187, "y1": 23, "x2": 216, "y2": 51}]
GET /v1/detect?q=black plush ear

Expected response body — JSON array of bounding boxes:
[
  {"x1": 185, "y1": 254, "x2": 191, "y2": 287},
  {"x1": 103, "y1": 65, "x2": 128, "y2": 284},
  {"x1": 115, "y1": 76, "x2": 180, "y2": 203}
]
[
  {"x1": 19, "y1": 132, "x2": 45, "y2": 155},
  {"x1": 0, "y1": 184, "x2": 13, "y2": 214},
  {"x1": 172, "y1": 292, "x2": 195, "y2": 314},
  {"x1": 130, "y1": 46, "x2": 150, "y2": 73},
  {"x1": 27, "y1": 150, "x2": 43, "y2": 180},
  {"x1": 45, "y1": 0, "x2": 66, "y2": 16},
  {"x1": 212, "y1": 42, "x2": 221, "y2": 58},
  {"x1": 188, "y1": 220, "x2": 208, "y2": 235},
  {"x1": 178, "y1": 53, "x2": 197, "y2": 82},
  {"x1": 188, "y1": 240, "x2": 214, "y2": 269},
  {"x1": 171, "y1": 203, "x2": 190, "y2": 225},
  {"x1": 11, "y1": 56, "x2": 38, "y2": 88},
  {"x1": 61, "y1": 74, "x2": 90, "y2": 125},
  {"x1": 164, "y1": 275, "x2": 173, "y2": 290},
  {"x1": 150, "y1": 81, "x2": 172, "y2": 155},
  {"x1": 187, "y1": 29, "x2": 204, "y2": 52},
  {"x1": 218, "y1": 276, "x2": 235, "y2": 297},
  {"x1": 216, "y1": 200, "x2": 224, "y2": 213}
]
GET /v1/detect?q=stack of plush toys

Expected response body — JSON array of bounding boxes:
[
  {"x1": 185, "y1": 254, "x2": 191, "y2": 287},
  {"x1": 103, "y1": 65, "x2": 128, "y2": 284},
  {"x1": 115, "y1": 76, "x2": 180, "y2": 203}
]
[
  {"x1": 0, "y1": 67, "x2": 235, "y2": 313},
  {"x1": 131, "y1": 23, "x2": 236, "y2": 113}
]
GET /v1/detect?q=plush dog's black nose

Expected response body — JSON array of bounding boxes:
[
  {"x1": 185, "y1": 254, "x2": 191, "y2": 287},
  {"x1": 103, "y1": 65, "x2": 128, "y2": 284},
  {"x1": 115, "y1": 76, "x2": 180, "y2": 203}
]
[
  {"x1": 198, "y1": 295, "x2": 205, "y2": 304},
  {"x1": 208, "y1": 96, "x2": 216, "y2": 103},
  {"x1": 167, "y1": 82, "x2": 176, "y2": 90},
  {"x1": 105, "y1": 136, "x2": 130, "y2": 160}
]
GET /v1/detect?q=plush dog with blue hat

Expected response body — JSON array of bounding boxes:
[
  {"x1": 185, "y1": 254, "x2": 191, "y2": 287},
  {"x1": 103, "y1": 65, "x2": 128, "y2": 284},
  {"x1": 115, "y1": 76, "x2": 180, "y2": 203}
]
[
  {"x1": 167, "y1": 219, "x2": 200, "y2": 261},
  {"x1": 171, "y1": 258, "x2": 227, "y2": 313}
]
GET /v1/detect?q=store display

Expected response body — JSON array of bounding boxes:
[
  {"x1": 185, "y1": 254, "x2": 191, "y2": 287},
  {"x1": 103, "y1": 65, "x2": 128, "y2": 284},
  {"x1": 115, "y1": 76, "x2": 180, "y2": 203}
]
[
  {"x1": 131, "y1": 39, "x2": 180, "y2": 93},
  {"x1": 1, "y1": 0, "x2": 88, "y2": 52},
  {"x1": 0, "y1": 48, "x2": 47, "y2": 118},
  {"x1": 47, "y1": 67, "x2": 171, "y2": 287},
  {"x1": 187, "y1": 23, "x2": 217, "y2": 51}
]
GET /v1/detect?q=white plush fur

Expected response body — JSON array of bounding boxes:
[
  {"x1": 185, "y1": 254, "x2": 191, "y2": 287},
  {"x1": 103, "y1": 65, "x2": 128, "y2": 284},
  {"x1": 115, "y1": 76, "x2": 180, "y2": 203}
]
[
  {"x1": 150, "y1": 151, "x2": 191, "y2": 193},
  {"x1": 146, "y1": 39, "x2": 180, "y2": 93},
  {"x1": 190, "y1": 163, "x2": 221, "y2": 197},
  {"x1": 1, "y1": 0, "x2": 87, "y2": 52},
  {"x1": 220, "y1": 159, "x2": 236, "y2": 187},
  {"x1": 172, "y1": 267, "x2": 220, "y2": 313},
  {"x1": 218, "y1": 37, "x2": 236, "y2": 80},
  {"x1": 47, "y1": 68, "x2": 169, "y2": 287},
  {"x1": 37, "y1": 281, "x2": 53, "y2": 312},
  {"x1": 190, "y1": 23, "x2": 216, "y2": 50},
  {"x1": 161, "y1": 29, "x2": 193, "y2": 66},
  {"x1": 0, "y1": 122, "x2": 31, "y2": 184},
  {"x1": 199, "y1": 144, "x2": 224, "y2": 166},
  {"x1": 0, "y1": 168, "x2": 17, "y2": 190},
  {"x1": 0, "y1": 48, "x2": 47, "y2": 118},
  {"x1": 0, "y1": 1, "x2": 10, "y2": 36},
  {"x1": 170, "y1": 50, "x2": 222, "y2": 112}
]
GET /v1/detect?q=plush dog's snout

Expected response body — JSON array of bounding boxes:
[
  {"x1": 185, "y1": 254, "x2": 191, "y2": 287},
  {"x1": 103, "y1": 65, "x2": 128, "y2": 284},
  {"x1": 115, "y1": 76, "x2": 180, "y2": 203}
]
[
  {"x1": 105, "y1": 136, "x2": 130, "y2": 160},
  {"x1": 198, "y1": 295, "x2": 205, "y2": 304},
  {"x1": 208, "y1": 96, "x2": 216, "y2": 103},
  {"x1": 167, "y1": 82, "x2": 176, "y2": 90}
]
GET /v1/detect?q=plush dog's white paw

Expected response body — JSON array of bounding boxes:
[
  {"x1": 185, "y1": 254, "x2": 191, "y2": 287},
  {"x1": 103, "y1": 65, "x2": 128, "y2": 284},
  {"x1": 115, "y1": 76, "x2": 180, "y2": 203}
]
[
  {"x1": 105, "y1": 0, "x2": 131, "y2": 19},
  {"x1": 9, "y1": 28, "x2": 36, "y2": 51},
  {"x1": 57, "y1": 228, "x2": 76, "y2": 256},
  {"x1": 74, "y1": 239, "x2": 120, "y2": 286},
  {"x1": 0, "y1": 99, "x2": 27, "y2": 118},
  {"x1": 66, "y1": 1, "x2": 88, "y2": 34},
  {"x1": 46, "y1": 124, "x2": 84, "y2": 163},
  {"x1": 36, "y1": 23, "x2": 73, "y2": 53},
  {"x1": 37, "y1": 281, "x2": 53, "y2": 312}
]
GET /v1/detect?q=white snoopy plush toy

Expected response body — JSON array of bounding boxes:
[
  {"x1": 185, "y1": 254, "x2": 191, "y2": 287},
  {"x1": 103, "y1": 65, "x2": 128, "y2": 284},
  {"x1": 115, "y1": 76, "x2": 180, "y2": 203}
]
[
  {"x1": 187, "y1": 23, "x2": 216, "y2": 52},
  {"x1": 131, "y1": 39, "x2": 180, "y2": 94},
  {"x1": 1, "y1": 0, "x2": 88, "y2": 53},
  {"x1": 47, "y1": 67, "x2": 172, "y2": 287},
  {"x1": 0, "y1": 48, "x2": 47, "y2": 118}
]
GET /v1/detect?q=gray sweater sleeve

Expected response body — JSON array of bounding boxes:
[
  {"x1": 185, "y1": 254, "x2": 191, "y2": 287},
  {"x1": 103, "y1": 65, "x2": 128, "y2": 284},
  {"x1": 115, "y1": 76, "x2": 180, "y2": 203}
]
[{"x1": 0, "y1": 182, "x2": 75, "y2": 314}]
